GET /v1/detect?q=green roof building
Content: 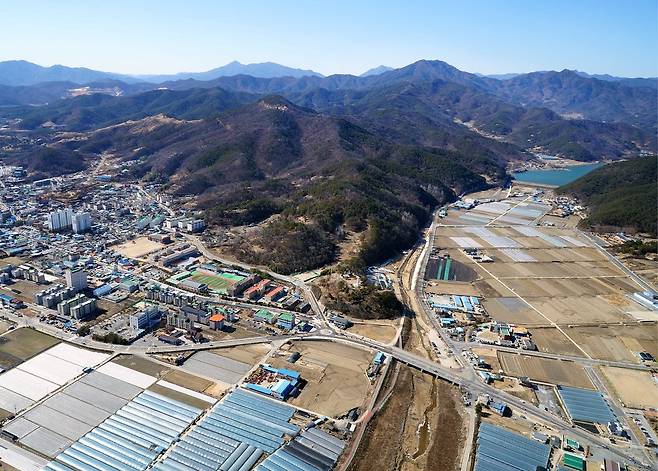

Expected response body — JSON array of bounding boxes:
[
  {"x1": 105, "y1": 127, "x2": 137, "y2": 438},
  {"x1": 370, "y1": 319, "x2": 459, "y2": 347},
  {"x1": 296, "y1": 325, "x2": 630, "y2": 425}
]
[
  {"x1": 254, "y1": 309, "x2": 275, "y2": 324},
  {"x1": 563, "y1": 453, "x2": 585, "y2": 471},
  {"x1": 565, "y1": 438, "x2": 580, "y2": 450}
]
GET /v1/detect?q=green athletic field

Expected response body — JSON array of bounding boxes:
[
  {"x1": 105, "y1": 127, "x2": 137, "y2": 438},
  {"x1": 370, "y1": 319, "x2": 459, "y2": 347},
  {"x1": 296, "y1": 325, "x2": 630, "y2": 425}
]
[{"x1": 189, "y1": 271, "x2": 245, "y2": 294}]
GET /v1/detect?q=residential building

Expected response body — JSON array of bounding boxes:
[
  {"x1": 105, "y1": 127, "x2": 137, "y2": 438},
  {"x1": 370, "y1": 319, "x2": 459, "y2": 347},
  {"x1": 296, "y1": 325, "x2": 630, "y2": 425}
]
[
  {"x1": 166, "y1": 311, "x2": 192, "y2": 330},
  {"x1": 65, "y1": 268, "x2": 87, "y2": 292},
  {"x1": 58, "y1": 294, "x2": 96, "y2": 319},
  {"x1": 72, "y1": 212, "x2": 92, "y2": 233},
  {"x1": 129, "y1": 306, "x2": 162, "y2": 330},
  {"x1": 185, "y1": 219, "x2": 205, "y2": 233},
  {"x1": 47, "y1": 209, "x2": 73, "y2": 231},
  {"x1": 254, "y1": 309, "x2": 275, "y2": 324}
]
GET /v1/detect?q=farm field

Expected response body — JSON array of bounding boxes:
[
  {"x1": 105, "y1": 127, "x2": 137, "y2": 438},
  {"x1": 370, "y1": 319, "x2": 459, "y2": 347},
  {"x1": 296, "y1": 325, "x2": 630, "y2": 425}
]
[
  {"x1": 599, "y1": 367, "x2": 658, "y2": 410},
  {"x1": 528, "y1": 328, "x2": 585, "y2": 357},
  {"x1": 566, "y1": 325, "x2": 658, "y2": 363},
  {"x1": 425, "y1": 280, "x2": 481, "y2": 297},
  {"x1": 482, "y1": 297, "x2": 544, "y2": 324},
  {"x1": 0, "y1": 328, "x2": 59, "y2": 369},
  {"x1": 498, "y1": 352, "x2": 594, "y2": 389},
  {"x1": 161, "y1": 369, "x2": 215, "y2": 393},
  {"x1": 209, "y1": 344, "x2": 270, "y2": 365},
  {"x1": 112, "y1": 354, "x2": 171, "y2": 377}
]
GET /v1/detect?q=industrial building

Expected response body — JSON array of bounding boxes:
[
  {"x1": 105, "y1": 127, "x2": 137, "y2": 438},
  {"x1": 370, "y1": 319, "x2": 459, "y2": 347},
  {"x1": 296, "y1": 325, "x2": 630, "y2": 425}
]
[
  {"x1": 244, "y1": 365, "x2": 302, "y2": 401},
  {"x1": 0, "y1": 293, "x2": 24, "y2": 309}
]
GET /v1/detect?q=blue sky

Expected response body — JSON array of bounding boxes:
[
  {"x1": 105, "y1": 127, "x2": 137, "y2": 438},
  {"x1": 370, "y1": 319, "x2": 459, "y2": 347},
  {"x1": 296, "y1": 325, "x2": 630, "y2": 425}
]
[{"x1": 1, "y1": 0, "x2": 656, "y2": 77}]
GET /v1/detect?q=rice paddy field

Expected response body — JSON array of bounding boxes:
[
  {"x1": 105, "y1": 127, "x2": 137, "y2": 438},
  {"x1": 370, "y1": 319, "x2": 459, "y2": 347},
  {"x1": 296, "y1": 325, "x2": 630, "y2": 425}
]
[{"x1": 498, "y1": 352, "x2": 594, "y2": 389}]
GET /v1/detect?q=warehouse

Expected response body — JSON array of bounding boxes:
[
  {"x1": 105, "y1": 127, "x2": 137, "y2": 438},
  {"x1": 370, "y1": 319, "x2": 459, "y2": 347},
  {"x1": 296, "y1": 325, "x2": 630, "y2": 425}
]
[
  {"x1": 556, "y1": 385, "x2": 616, "y2": 424},
  {"x1": 473, "y1": 422, "x2": 551, "y2": 471},
  {"x1": 244, "y1": 365, "x2": 301, "y2": 401}
]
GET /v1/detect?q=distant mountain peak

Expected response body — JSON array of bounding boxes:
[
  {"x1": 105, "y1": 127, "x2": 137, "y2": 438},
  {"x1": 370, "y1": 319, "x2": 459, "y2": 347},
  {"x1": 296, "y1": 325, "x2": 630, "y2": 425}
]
[{"x1": 360, "y1": 65, "x2": 393, "y2": 77}]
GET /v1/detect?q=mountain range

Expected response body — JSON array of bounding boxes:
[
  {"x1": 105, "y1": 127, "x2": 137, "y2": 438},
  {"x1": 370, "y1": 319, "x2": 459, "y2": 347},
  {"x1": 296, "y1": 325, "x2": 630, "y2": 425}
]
[
  {"x1": 1, "y1": 58, "x2": 656, "y2": 272},
  {"x1": 0, "y1": 60, "x2": 323, "y2": 86},
  {"x1": 1, "y1": 59, "x2": 656, "y2": 131}
]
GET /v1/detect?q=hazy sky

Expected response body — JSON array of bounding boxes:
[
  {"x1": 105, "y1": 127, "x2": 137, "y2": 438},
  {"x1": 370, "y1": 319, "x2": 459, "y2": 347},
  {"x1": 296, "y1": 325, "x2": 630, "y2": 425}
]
[{"x1": 1, "y1": 0, "x2": 656, "y2": 77}]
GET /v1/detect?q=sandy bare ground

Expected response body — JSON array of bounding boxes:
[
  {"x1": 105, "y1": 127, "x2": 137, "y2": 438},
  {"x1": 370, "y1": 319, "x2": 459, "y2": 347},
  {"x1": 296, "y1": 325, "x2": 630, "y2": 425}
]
[
  {"x1": 114, "y1": 237, "x2": 164, "y2": 259},
  {"x1": 347, "y1": 321, "x2": 398, "y2": 344},
  {"x1": 599, "y1": 367, "x2": 658, "y2": 409},
  {"x1": 268, "y1": 341, "x2": 373, "y2": 417}
]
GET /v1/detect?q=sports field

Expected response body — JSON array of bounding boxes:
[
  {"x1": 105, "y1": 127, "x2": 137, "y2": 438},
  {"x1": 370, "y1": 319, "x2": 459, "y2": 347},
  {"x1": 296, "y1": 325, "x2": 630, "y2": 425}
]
[{"x1": 189, "y1": 270, "x2": 245, "y2": 294}]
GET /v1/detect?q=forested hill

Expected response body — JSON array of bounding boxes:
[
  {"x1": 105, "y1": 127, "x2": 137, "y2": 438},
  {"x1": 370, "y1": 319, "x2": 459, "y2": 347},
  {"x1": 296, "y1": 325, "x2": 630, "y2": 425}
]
[{"x1": 558, "y1": 156, "x2": 657, "y2": 235}]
